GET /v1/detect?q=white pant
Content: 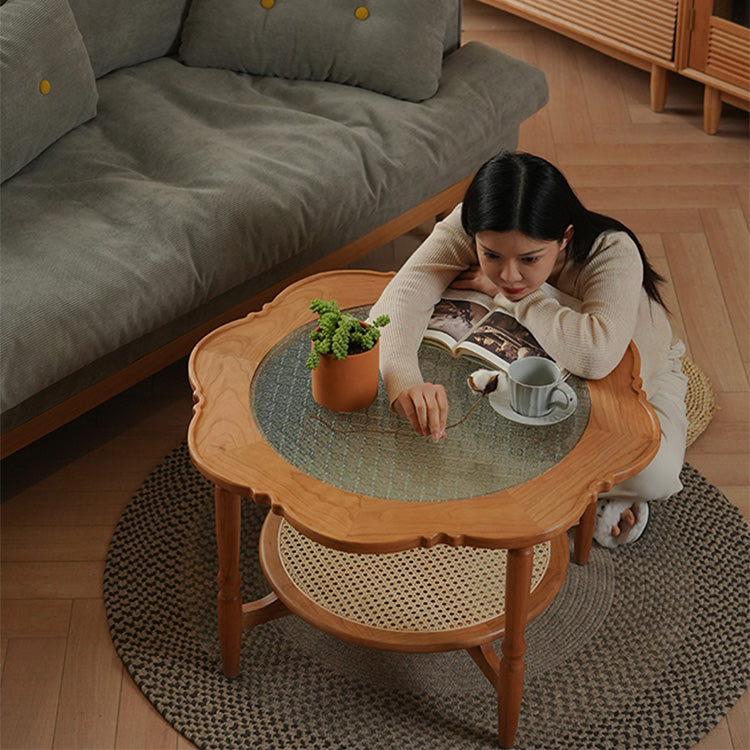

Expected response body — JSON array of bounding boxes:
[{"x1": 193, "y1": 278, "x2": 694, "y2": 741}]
[{"x1": 596, "y1": 340, "x2": 688, "y2": 547}]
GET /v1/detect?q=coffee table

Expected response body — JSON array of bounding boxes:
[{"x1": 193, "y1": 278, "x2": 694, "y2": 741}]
[{"x1": 188, "y1": 269, "x2": 660, "y2": 747}]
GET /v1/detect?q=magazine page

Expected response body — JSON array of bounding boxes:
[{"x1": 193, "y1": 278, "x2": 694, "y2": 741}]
[
  {"x1": 424, "y1": 289, "x2": 493, "y2": 351},
  {"x1": 425, "y1": 283, "x2": 582, "y2": 366},
  {"x1": 457, "y1": 310, "x2": 550, "y2": 371}
]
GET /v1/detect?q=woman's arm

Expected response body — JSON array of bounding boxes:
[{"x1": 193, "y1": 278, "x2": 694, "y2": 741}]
[
  {"x1": 494, "y1": 232, "x2": 645, "y2": 380},
  {"x1": 369, "y1": 204, "x2": 477, "y2": 402}
]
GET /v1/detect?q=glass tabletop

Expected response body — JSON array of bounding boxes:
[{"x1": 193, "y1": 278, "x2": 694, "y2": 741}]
[{"x1": 250, "y1": 307, "x2": 591, "y2": 503}]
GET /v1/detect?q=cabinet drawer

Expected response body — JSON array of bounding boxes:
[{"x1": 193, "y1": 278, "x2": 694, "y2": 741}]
[
  {"x1": 523, "y1": 0, "x2": 679, "y2": 60},
  {"x1": 704, "y1": 16, "x2": 750, "y2": 90}
]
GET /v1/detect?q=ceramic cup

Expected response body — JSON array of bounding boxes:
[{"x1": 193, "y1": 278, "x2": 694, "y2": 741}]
[{"x1": 507, "y1": 357, "x2": 570, "y2": 418}]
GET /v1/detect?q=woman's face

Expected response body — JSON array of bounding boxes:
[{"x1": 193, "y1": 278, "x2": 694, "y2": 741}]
[{"x1": 475, "y1": 227, "x2": 573, "y2": 301}]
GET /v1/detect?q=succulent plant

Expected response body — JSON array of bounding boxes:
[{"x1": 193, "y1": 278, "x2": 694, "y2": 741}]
[{"x1": 305, "y1": 298, "x2": 390, "y2": 370}]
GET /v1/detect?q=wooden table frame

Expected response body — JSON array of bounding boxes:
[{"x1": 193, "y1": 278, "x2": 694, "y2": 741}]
[{"x1": 188, "y1": 270, "x2": 660, "y2": 747}]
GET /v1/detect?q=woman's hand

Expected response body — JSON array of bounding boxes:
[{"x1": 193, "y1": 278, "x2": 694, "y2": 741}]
[
  {"x1": 393, "y1": 383, "x2": 448, "y2": 441},
  {"x1": 450, "y1": 265, "x2": 501, "y2": 297}
]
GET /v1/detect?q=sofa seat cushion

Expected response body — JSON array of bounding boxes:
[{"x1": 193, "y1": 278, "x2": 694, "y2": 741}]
[
  {"x1": 0, "y1": 42, "x2": 547, "y2": 425},
  {"x1": 0, "y1": 0, "x2": 98, "y2": 183},
  {"x1": 179, "y1": 0, "x2": 454, "y2": 102}
]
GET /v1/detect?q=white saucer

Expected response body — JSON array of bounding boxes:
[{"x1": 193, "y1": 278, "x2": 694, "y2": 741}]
[{"x1": 489, "y1": 382, "x2": 578, "y2": 426}]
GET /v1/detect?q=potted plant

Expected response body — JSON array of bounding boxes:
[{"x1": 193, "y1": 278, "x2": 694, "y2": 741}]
[{"x1": 305, "y1": 299, "x2": 389, "y2": 412}]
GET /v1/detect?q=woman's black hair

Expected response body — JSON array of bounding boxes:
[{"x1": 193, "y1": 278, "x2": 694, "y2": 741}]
[{"x1": 461, "y1": 151, "x2": 667, "y2": 308}]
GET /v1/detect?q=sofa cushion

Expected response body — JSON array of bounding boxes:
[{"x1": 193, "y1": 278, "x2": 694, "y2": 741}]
[
  {"x1": 179, "y1": 0, "x2": 455, "y2": 101},
  {"x1": 67, "y1": 0, "x2": 191, "y2": 79},
  {"x1": 0, "y1": 0, "x2": 98, "y2": 183}
]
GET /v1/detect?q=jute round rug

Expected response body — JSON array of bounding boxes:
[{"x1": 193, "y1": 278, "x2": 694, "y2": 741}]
[{"x1": 104, "y1": 444, "x2": 749, "y2": 749}]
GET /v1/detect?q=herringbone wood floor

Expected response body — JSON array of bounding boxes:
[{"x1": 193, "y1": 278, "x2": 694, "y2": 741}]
[{"x1": 2, "y1": 2, "x2": 748, "y2": 747}]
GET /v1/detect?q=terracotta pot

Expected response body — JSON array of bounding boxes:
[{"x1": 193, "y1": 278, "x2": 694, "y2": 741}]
[{"x1": 311, "y1": 338, "x2": 380, "y2": 412}]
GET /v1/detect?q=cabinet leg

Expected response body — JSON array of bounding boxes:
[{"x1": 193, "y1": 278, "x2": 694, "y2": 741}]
[
  {"x1": 215, "y1": 486, "x2": 243, "y2": 678},
  {"x1": 703, "y1": 86, "x2": 722, "y2": 134},
  {"x1": 498, "y1": 546, "x2": 533, "y2": 748},
  {"x1": 650, "y1": 65, "x2": 669, "y2": 112}
]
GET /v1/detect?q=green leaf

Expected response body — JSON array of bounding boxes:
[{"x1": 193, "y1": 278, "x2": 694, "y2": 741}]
[{"x1": 305, "y1": 349, "x2": 321, "y2": 369}]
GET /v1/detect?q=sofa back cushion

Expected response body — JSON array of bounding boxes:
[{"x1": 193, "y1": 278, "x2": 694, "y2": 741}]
[
  {"x1": 179, "y1": 0, "x2": 458, "y2": 102},
  {"x1": 0, "y1": 0, "x2": 99, "y2": 183},
  {"x1": 443, "y1": 0, "x2": 461, "y2": 55},
  {"x1": 67, "y1": 0, "x2": 191, "y2": 78}
]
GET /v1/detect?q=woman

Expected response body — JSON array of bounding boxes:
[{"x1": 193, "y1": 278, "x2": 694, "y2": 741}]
[{"x1": 369, "y1": 152, "x2": 688, "y2": 548}]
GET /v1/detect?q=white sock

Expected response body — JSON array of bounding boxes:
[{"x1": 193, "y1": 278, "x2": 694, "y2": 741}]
[{"x1": 594, "y1": 499, "x2": 649, "y2": 549}]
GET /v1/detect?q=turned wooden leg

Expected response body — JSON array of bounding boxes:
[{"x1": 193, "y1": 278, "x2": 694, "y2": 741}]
[
  {"x1": 498, "y1": 546, "x2": 533, "y2": 748},
  {"x1": 703, "y1": 86, "x2": 722, "y2": 134},
  {"x1": 650, "y1": 64, "x2": 669, "y2": 112},
  {"x1": 215, "y1": 486, "x2": 243, "y2": 678},
  {"x1": 573, "y1": 500, "x2": 597, "y2": 565}
]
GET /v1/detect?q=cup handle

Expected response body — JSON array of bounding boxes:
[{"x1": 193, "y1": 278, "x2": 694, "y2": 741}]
[{"x1": 550, "y1": 384, "x2": 571, "y2": 410}]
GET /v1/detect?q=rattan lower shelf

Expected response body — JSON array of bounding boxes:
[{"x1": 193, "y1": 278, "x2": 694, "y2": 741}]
[{"x1": 259, "y1": 512, "x2": 570, "y2": 653}]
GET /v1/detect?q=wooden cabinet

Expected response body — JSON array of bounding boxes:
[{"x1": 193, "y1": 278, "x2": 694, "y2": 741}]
[
  {"x1": 508, "y1": 0, "x2": 680, "y2": 62},
  {"x1": 475, "y1": 0, "x2": 749, "y2": 133},
  {"x1": 474, "y1": 0, "x2": 685, "y2": 111},
  {"x1": 680, "y1": 0, "x2": 749, "y2": 133}
]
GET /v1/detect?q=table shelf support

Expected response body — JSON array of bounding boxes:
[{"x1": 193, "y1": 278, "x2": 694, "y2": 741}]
[
  {"x1": 467, "y1": 642, "x2": 501, "y2": 691},
  {"x1": 242, "y1": 592, "x2": 291, "y2": 629}
]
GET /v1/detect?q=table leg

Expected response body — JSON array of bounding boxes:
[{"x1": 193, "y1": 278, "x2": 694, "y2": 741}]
[
  {"x1": 573, "y1": 500, "x2": 597, "y2": 565},
  {"x1": 215, "y1": 486, "x2": 243, "y2": 678},
  {"x1": 498, "y1": 546, "x2": 533, "y2": 748}
]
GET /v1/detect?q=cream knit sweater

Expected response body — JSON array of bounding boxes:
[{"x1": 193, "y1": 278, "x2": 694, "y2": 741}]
[{"x1": 370, "y1": 204, "x2": 674, "y2": 403}]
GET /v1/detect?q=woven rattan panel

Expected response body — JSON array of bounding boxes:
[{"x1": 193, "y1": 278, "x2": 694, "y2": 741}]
[
  {"x1": 251, "y1": 307, "x2": 591, "y2": 502},
  {"x1": 277, "y1": 518, "x2": 551, "y2": 632}
]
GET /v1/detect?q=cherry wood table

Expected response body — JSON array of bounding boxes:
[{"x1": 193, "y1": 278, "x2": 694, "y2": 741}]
[{"x1": 188, "y1": 269, "x2": 660, "y2": 747}]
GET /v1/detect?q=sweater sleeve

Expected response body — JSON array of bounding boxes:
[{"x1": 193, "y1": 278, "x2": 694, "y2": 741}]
[
  {"x1": 492, "y1": 232, "x2": 644, "y2": 380},
  {"x1": 369, "y1": 205, "x2": 477, "y2": 403}
]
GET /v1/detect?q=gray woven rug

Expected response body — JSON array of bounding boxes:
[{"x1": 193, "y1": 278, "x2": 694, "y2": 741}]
[{"x1": 104, "y1": 444, "x2": 750, "y2": 750}]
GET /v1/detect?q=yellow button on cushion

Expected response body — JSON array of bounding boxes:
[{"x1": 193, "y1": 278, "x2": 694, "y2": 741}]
[
  {"x1": 354, "y1": 6, "x2": 369, "y2": 20},
  {"x1": 260, "y1": 0, "x2": 274, "y2": 8},
  {"x1": 39, "y1": 79, "x2": 51, "y2": 95}
]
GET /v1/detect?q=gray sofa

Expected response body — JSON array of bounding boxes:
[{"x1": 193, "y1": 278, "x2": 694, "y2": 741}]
[{"x1": 0, "y1": 0, "x2": 548, "y2": 455}]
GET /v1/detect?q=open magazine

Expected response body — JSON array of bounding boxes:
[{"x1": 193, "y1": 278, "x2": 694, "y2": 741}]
[{"x1": 424, "y1": 285, "x2": 581, "y2": 372}]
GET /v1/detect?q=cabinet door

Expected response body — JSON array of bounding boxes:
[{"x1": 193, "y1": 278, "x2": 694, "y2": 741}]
[
  {"x1": 523, "y1": 0, "x2": 679, "y2": 60},
  {"x1": 688, "y1": 0, "x2": 750, "y2": 89}
]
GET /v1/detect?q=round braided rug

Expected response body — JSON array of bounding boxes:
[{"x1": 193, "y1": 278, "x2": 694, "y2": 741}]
[{"x1": 104, "y1": 444, "x2": 749, "y2": 750}]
